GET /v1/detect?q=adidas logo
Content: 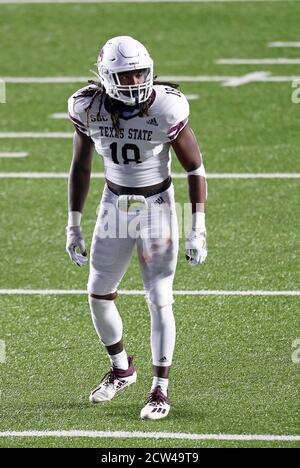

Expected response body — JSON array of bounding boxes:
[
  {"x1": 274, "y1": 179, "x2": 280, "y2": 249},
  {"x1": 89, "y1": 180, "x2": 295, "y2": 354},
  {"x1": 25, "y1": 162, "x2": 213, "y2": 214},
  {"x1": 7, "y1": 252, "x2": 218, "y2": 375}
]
[
  {"x1": 154, "y1": 196, "x2": 165, "y2": 205},
  {"x1": 159, "y1": 356, "x2": 168, "y2": 363},
  {"x1": 146, "y1": 117, "x2": 158, "y2": 126}
]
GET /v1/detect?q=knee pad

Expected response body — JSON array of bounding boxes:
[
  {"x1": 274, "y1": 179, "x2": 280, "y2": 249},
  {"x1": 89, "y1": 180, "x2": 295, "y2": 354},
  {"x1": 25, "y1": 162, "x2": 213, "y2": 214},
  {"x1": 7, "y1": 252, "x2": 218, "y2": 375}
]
[
  {"x1": 87, "y1": 271, "x2": 119, "y2": 297},
  {"x1": 146, "y1": 285, "x2": 174, "y2": 309}
]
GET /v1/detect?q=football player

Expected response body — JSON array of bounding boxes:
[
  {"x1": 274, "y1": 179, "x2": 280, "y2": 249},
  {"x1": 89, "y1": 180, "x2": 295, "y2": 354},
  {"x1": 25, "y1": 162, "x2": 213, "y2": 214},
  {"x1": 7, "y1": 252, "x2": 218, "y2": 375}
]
[{"x1": 66, "y1": 36, "x2": 207, "y2": 420}]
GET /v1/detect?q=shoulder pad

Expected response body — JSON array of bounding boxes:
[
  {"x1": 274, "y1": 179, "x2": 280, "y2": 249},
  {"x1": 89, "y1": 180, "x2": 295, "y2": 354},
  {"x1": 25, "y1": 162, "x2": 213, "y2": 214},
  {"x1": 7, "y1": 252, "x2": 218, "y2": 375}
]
[
  {"x1": 68, "y1": 85, "x2": 99, "y2": 114},
  {"x1": 152, "y1": 85, "x2": 190, "y2": 139}
]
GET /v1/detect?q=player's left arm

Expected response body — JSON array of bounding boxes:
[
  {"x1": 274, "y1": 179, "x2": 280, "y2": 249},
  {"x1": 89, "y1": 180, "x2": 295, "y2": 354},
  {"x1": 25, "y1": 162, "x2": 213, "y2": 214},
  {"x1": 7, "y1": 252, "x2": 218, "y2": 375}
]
[{"x1": 171, "y1": 124, "x2": 208, "y2": 266}]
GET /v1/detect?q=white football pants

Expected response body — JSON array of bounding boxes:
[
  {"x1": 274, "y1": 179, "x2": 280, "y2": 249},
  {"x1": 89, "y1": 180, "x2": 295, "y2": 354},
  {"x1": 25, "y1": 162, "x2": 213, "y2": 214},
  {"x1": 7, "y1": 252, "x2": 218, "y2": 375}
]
[
  {"x1": 88, "y1": 183, "x2": 178, "y2": 305},
  {"x1": 87, "y1": 183, "x2": 178, "y2": 366}
]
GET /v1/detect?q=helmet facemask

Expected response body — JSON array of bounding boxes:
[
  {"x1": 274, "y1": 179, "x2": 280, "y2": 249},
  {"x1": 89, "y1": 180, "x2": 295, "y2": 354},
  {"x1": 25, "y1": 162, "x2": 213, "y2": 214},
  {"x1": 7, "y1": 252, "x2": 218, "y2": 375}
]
[{"x1": 99, "y1": 65, "x2": 153, "y2": 106}]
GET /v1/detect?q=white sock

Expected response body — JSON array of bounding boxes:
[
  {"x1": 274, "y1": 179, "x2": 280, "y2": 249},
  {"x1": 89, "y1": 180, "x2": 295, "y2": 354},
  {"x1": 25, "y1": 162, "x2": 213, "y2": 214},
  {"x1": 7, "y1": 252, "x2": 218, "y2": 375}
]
[
  {"x1": 152, "y1": 377, "x2": 169, "y2": 396},
  {"x1": 110, "y1": 350, "x2": 129, "y2": 371}
]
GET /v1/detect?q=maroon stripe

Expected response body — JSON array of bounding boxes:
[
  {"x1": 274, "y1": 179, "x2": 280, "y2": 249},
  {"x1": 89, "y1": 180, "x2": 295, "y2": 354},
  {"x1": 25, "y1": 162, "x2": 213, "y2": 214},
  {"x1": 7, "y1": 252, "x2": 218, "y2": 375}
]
[
  {"x1": 168, "y1": 118, "x2": 188, "y2": 141},
  {"x1": 73, "y1": 123, "x2": 86, "y2": 133},
  {"x1": 168, "y1": 118, "x2": 188, "y2": 136},
  {"x1": 68, "y1": 112, "x2": 86, "y2": 129},
  {"x1": 148, "y1": 89, "x2": 157, "y2": 109},
  {"x1": 168, "y1": 123, "x2": 184, "y2": 139}
]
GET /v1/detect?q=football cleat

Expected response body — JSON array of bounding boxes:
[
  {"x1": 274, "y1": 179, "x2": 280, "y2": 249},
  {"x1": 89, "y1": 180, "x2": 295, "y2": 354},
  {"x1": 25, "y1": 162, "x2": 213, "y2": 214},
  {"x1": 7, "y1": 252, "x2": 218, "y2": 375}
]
[
  {"x1": 140, "y1": 386, "x2": 170, "y2": 420},
  {"x1": 89, "y1": 356, "x2": 137, "y2": 404}
]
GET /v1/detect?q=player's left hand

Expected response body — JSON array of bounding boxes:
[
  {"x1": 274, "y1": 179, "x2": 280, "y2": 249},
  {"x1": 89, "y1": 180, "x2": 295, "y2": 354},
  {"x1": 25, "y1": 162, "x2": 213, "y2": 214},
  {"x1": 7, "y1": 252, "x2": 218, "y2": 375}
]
[{"x1": 185, "y1": 230, "x2": 208, "y2": 266}]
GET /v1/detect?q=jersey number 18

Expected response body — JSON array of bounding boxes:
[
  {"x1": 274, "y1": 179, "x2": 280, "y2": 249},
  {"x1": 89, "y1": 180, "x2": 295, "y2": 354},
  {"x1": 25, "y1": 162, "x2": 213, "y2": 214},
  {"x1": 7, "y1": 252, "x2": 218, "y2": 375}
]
[{"x1": 110, "y1": 143, "x2": 142, "y2": 165}]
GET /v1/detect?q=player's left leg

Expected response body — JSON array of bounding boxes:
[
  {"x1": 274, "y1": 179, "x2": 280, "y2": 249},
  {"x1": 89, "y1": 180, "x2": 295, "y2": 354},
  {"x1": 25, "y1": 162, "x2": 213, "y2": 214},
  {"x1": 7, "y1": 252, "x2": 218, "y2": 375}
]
[
  {"x1": 137, "y1": 185, "x2": 179, "y2": 420},
  {"x1": 140, "y1": 302, "x2": 174, "y2": 420}
]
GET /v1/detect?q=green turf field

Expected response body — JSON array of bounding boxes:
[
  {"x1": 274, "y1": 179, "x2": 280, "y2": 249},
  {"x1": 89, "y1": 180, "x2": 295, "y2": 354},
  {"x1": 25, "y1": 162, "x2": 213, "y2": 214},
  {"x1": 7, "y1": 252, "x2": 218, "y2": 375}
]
[{"x1": 0, "y1": 0, "x2": 300, "y2": 449}]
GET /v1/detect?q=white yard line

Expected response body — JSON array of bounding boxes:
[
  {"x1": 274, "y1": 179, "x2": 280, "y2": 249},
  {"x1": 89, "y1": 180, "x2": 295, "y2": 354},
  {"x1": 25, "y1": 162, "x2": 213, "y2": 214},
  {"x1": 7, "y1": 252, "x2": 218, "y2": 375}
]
[
  {"x1": 186, "y1": 94, "x2": 200, "y2": 100},
  {"x1": 0, "y1": 152, "x2": 28, "y2": 158},
  {"x1": 203, "y1": 173, "x2": 300, "y2": 179},
  {"x1": 49, "y1": 113, "x2": 69, "y2": 119},
  {"x1": 0, "y1": 0, "x2": 291, "y2": 4},
  {"x1": 268, "y1": 42, "x2": 300, "y2": 48},
  {"x1": 2, "y1": 77, "x2": 93, "y2": 83},
  {"x1": 265, "y1": 76, "x2": 300, "y2": 82},
  {"x1": 170, "y1": 75, "x2": 300, "y2": 83},
  {"x1": 0, "y1": 430, "x2": 299, "y2": 442},
  {"x1": 0, "y1": 132, "x2": 73, "y2": 138},
  {"x1": 0, "y1": 172, "x2": 75, "y2": 178},
  {"x1": 0, "y1": 75, "x2": 235, "y2": 84},
  {"x1": 223, "y1": 71, "x2": 271, "y2": 87},
  {"x1": 0, "y1": 289, "x2": 300, "y2": 296},
  {"x1": 0, "y1": 172, "x2": 300, "y2": 179},
  {"x1": 217, "y1": 59, "x2": 300, "y2": 65},
  {"x1": 2, "y1": 75, "x2": 300, "y2": 85}
]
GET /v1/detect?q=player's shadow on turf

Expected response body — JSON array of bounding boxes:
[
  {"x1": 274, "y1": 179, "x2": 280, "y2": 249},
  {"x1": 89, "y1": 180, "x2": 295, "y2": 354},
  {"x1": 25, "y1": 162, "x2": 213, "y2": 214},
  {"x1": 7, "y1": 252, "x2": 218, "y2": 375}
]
[
  {"x1": 41, "y1": 401, "x2": 143, "y2": 419},
  {"x1": 87, "y1": 401, "x2": 206, "y2": 423},
  {"x1": 170, "y1": 406, "x2": 206, "y2": 422}
]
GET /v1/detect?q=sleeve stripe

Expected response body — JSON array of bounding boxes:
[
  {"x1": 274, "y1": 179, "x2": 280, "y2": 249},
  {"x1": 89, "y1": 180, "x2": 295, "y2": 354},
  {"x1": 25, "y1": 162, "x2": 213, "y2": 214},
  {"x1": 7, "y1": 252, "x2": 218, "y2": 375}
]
[
  {"x1": 73, "y1": 123, "x2": 87, "y2": 134},
  {"x1": 168, "y1": 118, "x2": 188, "y2": 140},
  {"x1": 68, "y1": 112, "x2": 87, "y2": 130}
]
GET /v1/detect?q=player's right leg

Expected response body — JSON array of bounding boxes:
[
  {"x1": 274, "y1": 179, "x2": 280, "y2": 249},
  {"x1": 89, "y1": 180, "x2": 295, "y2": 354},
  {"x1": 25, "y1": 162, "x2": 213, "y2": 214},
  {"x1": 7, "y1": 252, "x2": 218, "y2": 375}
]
[
  {"x1": 88, "y1": 292, "x2": 137, "y2": 404},
  {"x1": 87, "y1": 186, "x2": 137, "y2": 403}
]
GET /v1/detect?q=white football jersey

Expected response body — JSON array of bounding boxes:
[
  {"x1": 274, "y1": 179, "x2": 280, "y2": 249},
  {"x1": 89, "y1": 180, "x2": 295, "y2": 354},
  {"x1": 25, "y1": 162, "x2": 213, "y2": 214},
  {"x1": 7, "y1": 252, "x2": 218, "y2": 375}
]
[{"x1": 68, "y1": 84, "x2": 189, "y2": 187}]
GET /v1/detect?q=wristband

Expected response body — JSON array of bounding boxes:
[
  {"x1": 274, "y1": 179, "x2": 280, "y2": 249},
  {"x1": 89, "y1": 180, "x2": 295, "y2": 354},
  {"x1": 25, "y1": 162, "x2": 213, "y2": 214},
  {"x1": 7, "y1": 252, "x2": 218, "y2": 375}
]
[
  {"x1": 187, "y1": 164, "x2": 206, "y2": 178},
  {"x1": 68, "y1": 211, "x2": 82, "y2": 227},
  {"x1": 192, "y1": 212, "x2": 205, "y2": 232}
]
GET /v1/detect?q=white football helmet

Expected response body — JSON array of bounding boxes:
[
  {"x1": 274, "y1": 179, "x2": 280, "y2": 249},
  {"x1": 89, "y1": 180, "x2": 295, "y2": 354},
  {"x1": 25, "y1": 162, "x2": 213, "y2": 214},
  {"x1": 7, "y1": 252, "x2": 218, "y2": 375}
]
[{"x1": 97, "y1": 36, "x2": 154, "y2": 106}]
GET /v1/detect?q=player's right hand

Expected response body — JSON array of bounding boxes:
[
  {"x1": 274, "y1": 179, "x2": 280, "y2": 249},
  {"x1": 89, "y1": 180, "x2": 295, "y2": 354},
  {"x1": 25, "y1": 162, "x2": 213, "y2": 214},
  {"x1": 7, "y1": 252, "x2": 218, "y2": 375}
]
[
  {"x1": 185, "y1": 230, "x2": 208, "y2": 266},
  {"x1": 66, "y1": 226, "x2": 88, "y2": 267}
]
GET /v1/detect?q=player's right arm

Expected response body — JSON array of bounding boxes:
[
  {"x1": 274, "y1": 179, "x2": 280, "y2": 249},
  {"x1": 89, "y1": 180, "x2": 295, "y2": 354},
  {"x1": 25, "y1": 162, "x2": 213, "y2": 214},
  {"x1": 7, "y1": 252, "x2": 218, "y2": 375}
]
[
  {"x1": 68, "y1": 128, "x2": 94, "y2": 213},
  {"x1": 66, "y1": 127, "x2": 94, "y2": 267}
]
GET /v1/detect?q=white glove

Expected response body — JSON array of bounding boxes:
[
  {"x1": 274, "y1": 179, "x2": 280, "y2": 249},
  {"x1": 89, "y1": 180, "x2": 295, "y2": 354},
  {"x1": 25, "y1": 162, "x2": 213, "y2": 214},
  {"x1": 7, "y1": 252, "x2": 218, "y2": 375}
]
[
  {"x1": 66, "y1": 223, "x2": 88, "y2": 268},
  {"x1": 185, "y1": 229, "x2": 208, "y2": 266}
]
